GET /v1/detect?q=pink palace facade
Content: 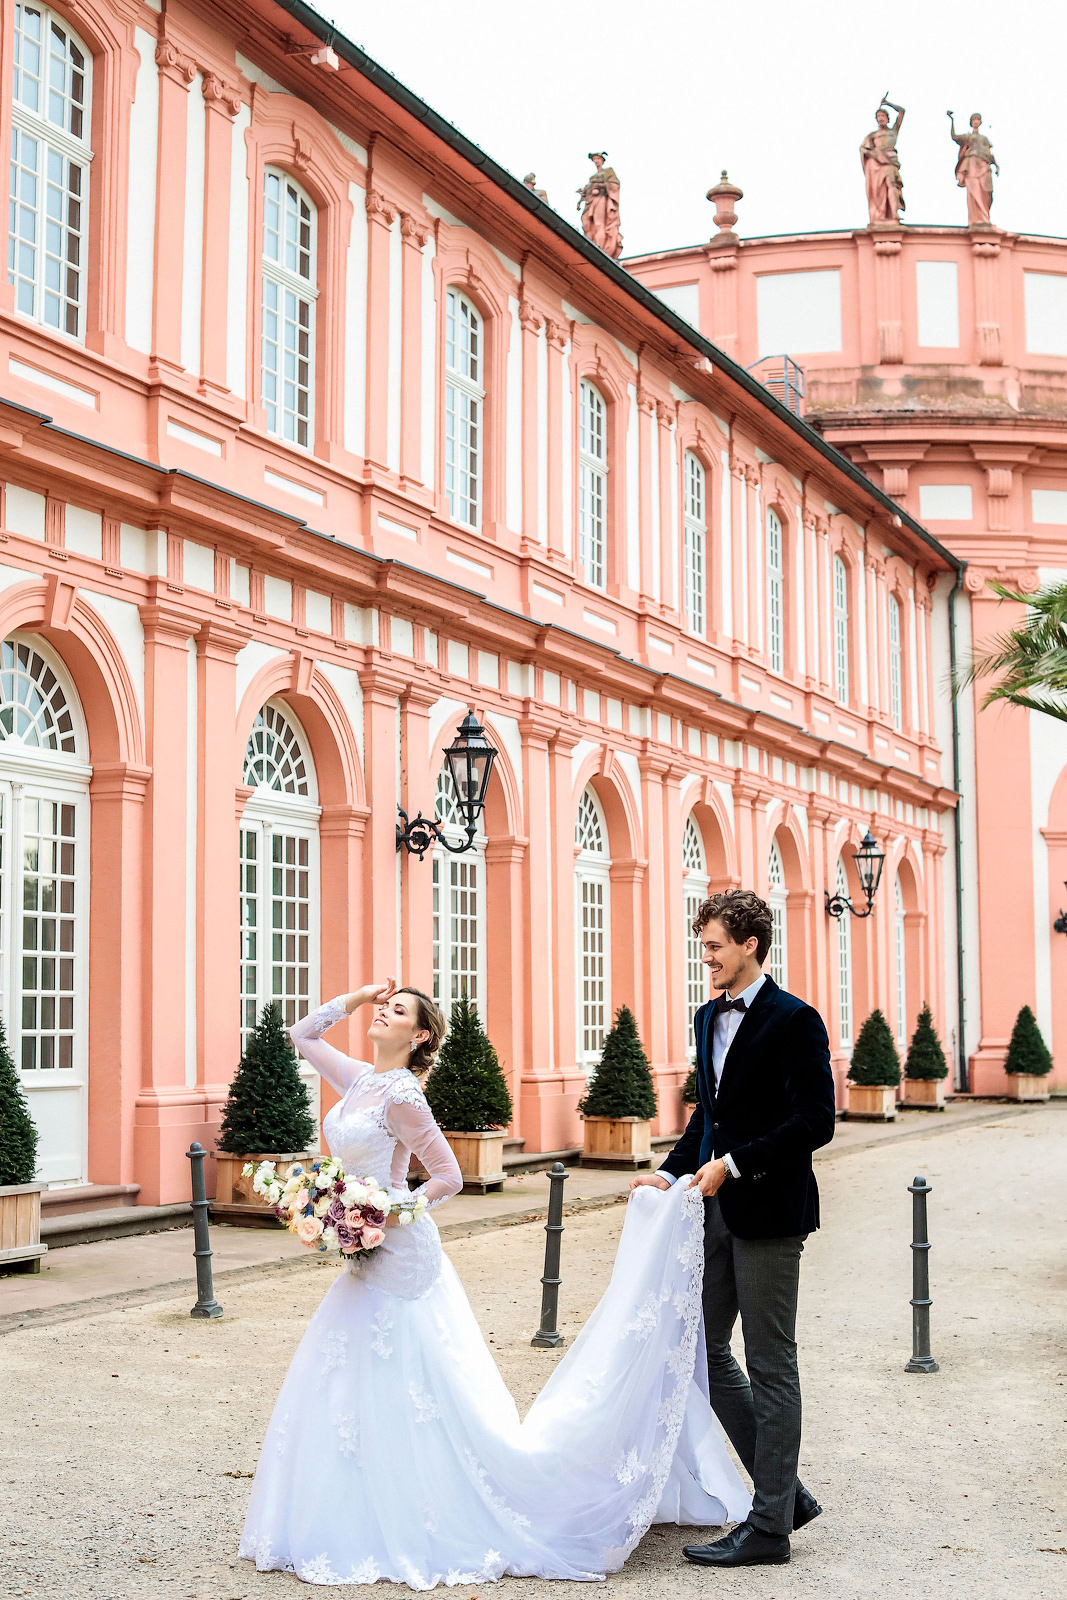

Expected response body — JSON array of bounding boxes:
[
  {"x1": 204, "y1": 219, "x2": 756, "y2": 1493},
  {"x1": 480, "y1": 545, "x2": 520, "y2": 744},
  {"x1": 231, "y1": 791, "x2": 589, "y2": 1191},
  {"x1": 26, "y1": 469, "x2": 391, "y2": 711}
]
[
  {"x1": 629, "y1": 202, "x2": 1067, "y2": 1099},
  {"x1": 0, "y1": 0, "x2": 962, "y2": 1209}
]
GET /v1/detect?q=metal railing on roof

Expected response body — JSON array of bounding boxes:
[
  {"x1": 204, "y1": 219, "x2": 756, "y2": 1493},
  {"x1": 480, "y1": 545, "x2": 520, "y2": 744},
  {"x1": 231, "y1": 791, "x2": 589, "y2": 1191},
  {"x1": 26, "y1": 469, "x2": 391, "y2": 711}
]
[{"x1": 746, "y1": 355, "x2": 805, "y2": 417}]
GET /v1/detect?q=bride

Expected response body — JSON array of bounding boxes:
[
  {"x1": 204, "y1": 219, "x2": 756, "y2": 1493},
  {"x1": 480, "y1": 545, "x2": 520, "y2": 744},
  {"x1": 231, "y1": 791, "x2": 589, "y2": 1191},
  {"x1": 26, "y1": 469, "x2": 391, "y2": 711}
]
[{"x1": 239, "y1": 980, "x2": 750, "y2": 1589}]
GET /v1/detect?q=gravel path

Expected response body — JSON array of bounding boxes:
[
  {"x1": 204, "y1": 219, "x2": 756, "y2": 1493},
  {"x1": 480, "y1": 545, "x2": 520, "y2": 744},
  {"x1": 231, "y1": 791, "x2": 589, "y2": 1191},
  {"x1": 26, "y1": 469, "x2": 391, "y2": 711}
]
[{"x1": 2, "y1": 1105, "x2": 1064, "y2": 1600}]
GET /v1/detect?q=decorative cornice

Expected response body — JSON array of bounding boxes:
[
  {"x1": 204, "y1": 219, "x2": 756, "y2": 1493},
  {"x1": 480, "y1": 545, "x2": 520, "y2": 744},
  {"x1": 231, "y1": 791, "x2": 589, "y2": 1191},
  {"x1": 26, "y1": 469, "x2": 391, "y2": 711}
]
[
  {"x1": 545, "y1": 317, "x2": 568, "y2": 350},
  {"x1": 155, "y1": 39, "x2": 196, "y2": 86},
  {"x1": 518, "y1": 298, "x2": 542, "y2": 335},
  {"x1": 399, "y1": 214, "x2": 431, "y2": 249},
  {"x1": 365, "y1": 185, "x2": 397, "y2": 225}
]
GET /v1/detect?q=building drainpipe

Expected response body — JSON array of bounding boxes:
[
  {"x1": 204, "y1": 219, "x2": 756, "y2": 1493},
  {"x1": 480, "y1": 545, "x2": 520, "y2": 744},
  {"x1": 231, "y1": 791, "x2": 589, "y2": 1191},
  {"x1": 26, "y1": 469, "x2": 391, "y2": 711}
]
[{"x1": 948, "y1": 565, "x2": 968, "y2": 1092}]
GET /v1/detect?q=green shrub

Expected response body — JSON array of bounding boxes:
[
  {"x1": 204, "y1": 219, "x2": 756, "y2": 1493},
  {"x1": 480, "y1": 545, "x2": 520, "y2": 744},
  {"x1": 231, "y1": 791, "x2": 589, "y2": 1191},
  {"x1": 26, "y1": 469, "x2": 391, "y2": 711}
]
[
  {"x1": 0, "y1": 1015, "x2": 38, "y2": 1186},
  {"x1": 1003, "y1": 1005, "x2": 1053, "y2": 1078},
  {"x1": 848, "y1": 1009, "x2": 902, "y2": 1088},
  {"x1": 426, "y1": 993, "x2": 513, "y2": 1131},
  {"x1": 217, "y1": 1002, "x2": 316, "y2": 1155},
  {"x1": 904, "y1": 1004, "x2": 949, "y2": 1081},
  {"x1": 578, "y1": 1006, "x2": 658, "y2": 1120},
  {"x1": 681, "y1": 1066, "x2": 698, "y2": 1106}
]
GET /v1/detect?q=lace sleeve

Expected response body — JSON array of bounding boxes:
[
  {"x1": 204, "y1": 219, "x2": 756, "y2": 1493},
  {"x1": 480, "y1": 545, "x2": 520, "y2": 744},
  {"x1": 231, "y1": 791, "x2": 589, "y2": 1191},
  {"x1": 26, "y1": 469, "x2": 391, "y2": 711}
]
[
  {"x1": 384, "y1": 1079, "x2": 463, "y2": 1210},
  {"x1": 289, "y1": 998, "x2": 372, "y2": 1097}
]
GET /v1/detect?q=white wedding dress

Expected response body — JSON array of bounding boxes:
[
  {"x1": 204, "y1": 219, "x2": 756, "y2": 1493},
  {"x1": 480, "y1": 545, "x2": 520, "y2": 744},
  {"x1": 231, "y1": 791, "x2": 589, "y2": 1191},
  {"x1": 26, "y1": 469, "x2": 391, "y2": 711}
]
[{"x1": 239, "y1": 998, "x2": 750, "y2": 1589}]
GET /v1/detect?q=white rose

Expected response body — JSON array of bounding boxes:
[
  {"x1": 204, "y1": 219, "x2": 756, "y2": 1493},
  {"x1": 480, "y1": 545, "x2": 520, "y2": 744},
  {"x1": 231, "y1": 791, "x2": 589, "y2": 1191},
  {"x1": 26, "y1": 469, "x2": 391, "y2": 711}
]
[
  {"x1": 341, "y1": 1183, "x2": 368, "y2": 1208},
  {"x1": 322, "y1": 1226, "x2": 338, "y2": 1247},
  {"x1": 370, "y1": 1189, "x2": 390, "y2": 1213},
  {"x1": 398, "y1": 1208, "x2": 413, "y2": 1226},
  {"x1": 314, "y1": 1194, "x2": 332, "y2": 1218}
]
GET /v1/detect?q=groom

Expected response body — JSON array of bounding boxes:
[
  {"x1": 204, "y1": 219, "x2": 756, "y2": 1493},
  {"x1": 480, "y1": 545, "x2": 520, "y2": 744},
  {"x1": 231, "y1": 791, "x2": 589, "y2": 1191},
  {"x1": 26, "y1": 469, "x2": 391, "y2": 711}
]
[{"x1": 633, "y1": 889, "x2": 836, "y2": 1568}]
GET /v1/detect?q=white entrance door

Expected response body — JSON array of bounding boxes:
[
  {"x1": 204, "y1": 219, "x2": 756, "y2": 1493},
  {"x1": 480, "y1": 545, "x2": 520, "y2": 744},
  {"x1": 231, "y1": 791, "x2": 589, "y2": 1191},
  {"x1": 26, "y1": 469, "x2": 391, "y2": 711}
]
[{"x1": 0, "y1": 636, "x2": 91, "y2": 1184}]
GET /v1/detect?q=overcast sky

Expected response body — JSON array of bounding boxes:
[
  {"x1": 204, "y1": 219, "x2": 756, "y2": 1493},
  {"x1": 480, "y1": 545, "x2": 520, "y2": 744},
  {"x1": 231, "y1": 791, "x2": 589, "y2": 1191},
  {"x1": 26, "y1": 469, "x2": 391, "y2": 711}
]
[{"x1": 323, "y1": 0, "x2": 1065, "y2": 257}]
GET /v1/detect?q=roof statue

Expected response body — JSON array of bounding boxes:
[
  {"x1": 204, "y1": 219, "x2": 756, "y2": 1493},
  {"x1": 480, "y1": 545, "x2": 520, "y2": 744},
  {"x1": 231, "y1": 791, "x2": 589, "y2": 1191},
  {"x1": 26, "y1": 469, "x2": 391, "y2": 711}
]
[
  {"x1": 523, "y1": 172, "x2": 548, "y2": 202},
  {"x1": 948, "y1": 110, "x2": 999, "y2": 226},
  {"x1": 860, "y1": 96, "x2": 905, "y2": 226},
  {"x1": 577, "y1": 152, "x2": 623, "y2": 259}
]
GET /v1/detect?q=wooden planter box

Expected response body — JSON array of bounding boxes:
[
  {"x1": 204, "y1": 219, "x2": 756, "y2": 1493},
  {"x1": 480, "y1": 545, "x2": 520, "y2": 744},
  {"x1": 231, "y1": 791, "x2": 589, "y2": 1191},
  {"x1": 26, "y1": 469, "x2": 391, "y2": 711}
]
[
  {"x1": 580, "y1": 1115, "x2": 653, "y2": 1169},
  {"x1": 443, "y1": 1130, "x2": 506, "y2": 1194},
  {"x1": 0, "y1": 1182, "x2": 48, "y2": 1275},
  {"x1": 212, "y1": 1151, "x2": 315, "y2": 1227},
  {"x1": 846, "y1": 1084, "x2": 898, "y2": 1122},
  {"x1": 1005, "y1": 1074, "x2": 1051, "y2": 1102},
  {"x1": 901, "y1": 1077, "x2": 947, "y2": 1110}
]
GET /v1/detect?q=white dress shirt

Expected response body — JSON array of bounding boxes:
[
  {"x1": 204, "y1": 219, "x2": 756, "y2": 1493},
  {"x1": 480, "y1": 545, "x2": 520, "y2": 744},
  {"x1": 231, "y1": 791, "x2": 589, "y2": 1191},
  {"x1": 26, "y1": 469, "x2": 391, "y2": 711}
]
[{"x1": 662, "y1": 971, "x2": 767, "y2": 1184}]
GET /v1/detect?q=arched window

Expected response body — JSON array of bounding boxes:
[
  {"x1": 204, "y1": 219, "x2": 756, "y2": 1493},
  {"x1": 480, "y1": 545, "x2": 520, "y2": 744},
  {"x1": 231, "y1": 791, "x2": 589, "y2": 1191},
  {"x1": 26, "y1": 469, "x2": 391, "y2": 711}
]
[
  {"x1": 0, "y1": 634, "x2": 90, "y2": 1183},
  {"x1": 9, "y1": 5, "x2": 92, "y2": 339},
  {"x1": 833, "y1": 555, "x2": 850, "y2": 704},
  {"x1": 432, "y1": 769, "x2": 485, "y2": 1014},
  {"x1": 240, "y1": 701, "x2": 320, "y2": 1066},
  {"x1": 889, "y1": 595, "x2": 903, "y2": 731},
  {"x1": 894, "y1": 875, "x2": 907, "y2": 1048},
  {"x1": 767, "y1": 509, "x2": 784, "y2": 673},
  {"x1": 836, "y1": 857, "x2": 852, "y2": 1048},
  {"x1": 578, "y1": 380, "x2": 607, "y2": 589},
  {"x1": 262, "y1": 168, "x2": 316, "y2": 447},
  {"x1": 575, "y1": 786, "x2": 610, "y2": 1072},
  {"x1": 444, "y1": 289, "x2": 483, "y2": 528},
  {"x1": 767, "y1": 838, "x2": 788, "y2": 988},
  {"x1": 683, "y1": 452, "x2": 706, "y2": 635},
  {"x1": 682, "y1": 815, "x2": 709, "y2": 1058}
]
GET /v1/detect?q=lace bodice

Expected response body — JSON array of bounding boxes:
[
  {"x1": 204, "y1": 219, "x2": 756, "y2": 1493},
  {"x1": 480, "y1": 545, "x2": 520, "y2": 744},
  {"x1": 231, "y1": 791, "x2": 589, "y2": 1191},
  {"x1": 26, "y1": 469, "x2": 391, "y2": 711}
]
[{"x1": 290, "y1": 998, "x2": 462, "y2": 1211}]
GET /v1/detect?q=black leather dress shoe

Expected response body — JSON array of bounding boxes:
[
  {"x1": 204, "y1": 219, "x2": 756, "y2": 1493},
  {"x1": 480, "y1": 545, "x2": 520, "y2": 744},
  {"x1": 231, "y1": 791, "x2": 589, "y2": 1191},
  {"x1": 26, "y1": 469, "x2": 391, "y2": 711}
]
[
  {"x1": 793, "y1": 1486, "x2": 823, "y2": 1530},
  {"x1": 683, "y1": 1522, "x2": 790, "y2": 1567}
]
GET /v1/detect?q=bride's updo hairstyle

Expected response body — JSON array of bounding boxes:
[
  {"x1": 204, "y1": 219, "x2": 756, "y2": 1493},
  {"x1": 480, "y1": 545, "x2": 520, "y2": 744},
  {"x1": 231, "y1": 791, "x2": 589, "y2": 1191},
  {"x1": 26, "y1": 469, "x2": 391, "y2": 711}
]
[{"x1": 397, "y1": 987, "x2": 446, "y2": 1077}]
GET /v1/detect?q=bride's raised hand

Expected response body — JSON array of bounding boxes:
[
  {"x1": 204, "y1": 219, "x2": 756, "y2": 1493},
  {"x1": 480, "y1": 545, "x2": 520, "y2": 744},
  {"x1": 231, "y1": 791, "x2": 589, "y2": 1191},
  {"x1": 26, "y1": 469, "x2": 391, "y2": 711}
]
[{"x1": 345, "y1": 977, "x2": 398, "y2": 1013}]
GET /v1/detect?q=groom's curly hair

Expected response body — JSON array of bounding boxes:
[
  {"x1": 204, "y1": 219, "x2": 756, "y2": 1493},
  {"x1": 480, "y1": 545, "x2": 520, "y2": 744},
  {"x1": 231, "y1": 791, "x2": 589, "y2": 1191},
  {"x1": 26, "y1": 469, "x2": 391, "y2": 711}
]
[{"x1": 692, "y1": 889, "x2": 773, "y2": 964}]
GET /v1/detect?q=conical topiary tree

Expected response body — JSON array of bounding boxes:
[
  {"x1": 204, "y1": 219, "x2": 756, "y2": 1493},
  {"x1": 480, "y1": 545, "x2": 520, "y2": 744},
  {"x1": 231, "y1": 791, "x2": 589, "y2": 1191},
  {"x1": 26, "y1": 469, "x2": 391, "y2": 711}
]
[
  {"x1": 217, "y1": 1002, "x2": 316, "y2": 1155},
  {"x1": 848, "y1": 1008, "x2": 902, "y2": 1087},
  {"x1": 426, "y1": 992, "x2": 513, "y2": 1131},
  {"x1": 681, "y1": 1066, "x2": 698, "y2": 1106},
  {"x1": 1003, "y1": 1005, "x2": 1053, "y2": 1078},
  {"x1": 578, "y1": 1005, "x2": 658, "y2": 1120},
  {"x1": 904, "y1": 1004, "x2": 949, "y2": 1081},
  {"x1": 0, "y1": 1015, "x2": 38, "y2": 1186}
]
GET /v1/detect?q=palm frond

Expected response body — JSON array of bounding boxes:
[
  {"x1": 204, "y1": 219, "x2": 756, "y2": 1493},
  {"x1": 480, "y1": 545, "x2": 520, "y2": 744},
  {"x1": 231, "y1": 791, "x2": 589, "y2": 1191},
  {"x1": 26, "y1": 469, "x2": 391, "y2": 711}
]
[{"x1": 953, "y1": 579, "x2": 1067, "y2": 726}]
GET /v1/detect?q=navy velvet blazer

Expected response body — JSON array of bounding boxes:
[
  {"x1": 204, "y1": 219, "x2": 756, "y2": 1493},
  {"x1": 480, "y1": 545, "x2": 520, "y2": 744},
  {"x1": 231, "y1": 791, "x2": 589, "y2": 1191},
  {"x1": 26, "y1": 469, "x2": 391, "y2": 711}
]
[{"x1": 660, "y1": 976, "x2": 837, "y2": 1239}]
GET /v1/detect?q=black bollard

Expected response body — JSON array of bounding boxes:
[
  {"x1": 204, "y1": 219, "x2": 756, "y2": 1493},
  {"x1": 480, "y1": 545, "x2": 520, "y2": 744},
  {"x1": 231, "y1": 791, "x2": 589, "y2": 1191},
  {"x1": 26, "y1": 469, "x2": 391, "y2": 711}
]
[
  {"x1": 531, "y1": 1162, "x2": 569, "y2": 1348},
  {"x1": 904, "y1": 1174, "x2": 937, "y2": 1373},
  {"x1": 187, "y1": 1143, "x2": 223, "y2": 1320}
]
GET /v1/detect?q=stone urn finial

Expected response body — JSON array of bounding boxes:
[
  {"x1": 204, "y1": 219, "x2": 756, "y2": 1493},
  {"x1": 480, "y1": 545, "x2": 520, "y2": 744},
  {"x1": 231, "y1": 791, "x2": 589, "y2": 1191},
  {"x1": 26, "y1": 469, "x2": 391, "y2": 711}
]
[{"x1": 707, "y1": 170, "x2": 743, "y2": 243}]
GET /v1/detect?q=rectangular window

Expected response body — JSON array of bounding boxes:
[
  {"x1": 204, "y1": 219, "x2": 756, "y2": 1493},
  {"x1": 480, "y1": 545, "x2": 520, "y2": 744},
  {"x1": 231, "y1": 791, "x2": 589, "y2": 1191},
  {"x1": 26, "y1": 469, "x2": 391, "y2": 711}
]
[
  {"x1": 767, "y1": 509, "x2": 784, "y2": 672},
  {"x1": 834, "y1": 556, "x2": 849, "y2": 704},
  {"x1": 240, "y1": 822, "x2": 314, "y2": 1043},
  {"x1": 889, "y1": 597, "x2": 903, "y2": 731},
  {"x1": 19, "y1": 796, "x2": 76, "y2": 1073},
  {"x1": 683, "y1": 453, "x2": 706, "y2": 635},
  {"x1": 684, "y1": 887, "x2": 705, "y2": 1058},
  {"x1": 432, "y1": 852, "x2": 482, "y2": 1009},
  {"x1": 580, "y1": 875, "x2": 607, "y2": 1063},
  {"x1": 261, "y1": 169, "x2": 316, "y2": 448},
  {"x1": 444, "y1": 290, "x2": 483, "y2": 528},
  {"x1": 578, "y1": 381, "x2": 607, "y2": 589}
]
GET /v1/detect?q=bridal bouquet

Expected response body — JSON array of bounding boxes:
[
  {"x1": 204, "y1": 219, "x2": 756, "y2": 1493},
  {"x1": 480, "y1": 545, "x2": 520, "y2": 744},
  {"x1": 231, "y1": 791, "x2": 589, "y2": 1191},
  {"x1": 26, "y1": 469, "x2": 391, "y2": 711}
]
[{"x1": 242, "y1": 1156, "x2": 428, "y2": 1258}]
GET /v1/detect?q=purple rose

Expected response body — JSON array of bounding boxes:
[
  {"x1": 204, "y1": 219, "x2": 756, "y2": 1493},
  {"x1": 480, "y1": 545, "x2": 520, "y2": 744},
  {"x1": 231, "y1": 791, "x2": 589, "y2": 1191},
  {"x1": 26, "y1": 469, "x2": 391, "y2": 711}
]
[
  {"x1": 326, "y1": 1197, "x2": 346, "y2": 1225},
  {"x1": 364, "y1": 1206, "x2": 386, "y2": 1227},
  {"x1": 335, "y1": 1220, "x2": 355, "y2": 1251}
]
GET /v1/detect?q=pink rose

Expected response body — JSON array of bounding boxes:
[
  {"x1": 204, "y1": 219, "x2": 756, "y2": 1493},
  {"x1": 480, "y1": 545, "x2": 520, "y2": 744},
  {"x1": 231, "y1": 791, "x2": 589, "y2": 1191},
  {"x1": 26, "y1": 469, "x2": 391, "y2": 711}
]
[
  {"x1": 290, "y1": 1188, "x2": 310, "y2": 1214},
  {"x1": 295, "y1": 1213, "x2": 324, "y2": 1246},
  {"x1": 344, "y1": 1207, "x2": 364, "y2": 1227},
  {"x1": 361, "y1": 1226, "x2": 385, "y2": 1251}
]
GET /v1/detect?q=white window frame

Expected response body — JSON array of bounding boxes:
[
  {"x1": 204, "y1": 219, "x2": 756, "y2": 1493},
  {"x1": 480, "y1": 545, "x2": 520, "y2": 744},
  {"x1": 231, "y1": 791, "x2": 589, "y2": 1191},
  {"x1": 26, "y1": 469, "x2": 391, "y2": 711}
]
[
  {"x1": 833, "y1": 554, "x2": 850, "y2": 705},
  {"x1": 432, "y1": 769, "x2": 486, "y2": 1017},
  {"x1": 767, "y1": 837, "x2": 788, "y2": 989},
  {"x1": 8, "y1": 4, "x2": 93, "y2": 341},
  {"x1": 578, "y1": 379, "x2": 608, "y2": 590},
  {"x1": 444, "y1": 288, "x2": 483, "y2": 529},
  {"x1": 836, "y1": 857, "x2": 852, "y2": 1048},
  {"x1": 889, "y1": 595, "x2": 903, "y2": 731},
  {"x1": 261, "y1": 167, "x2": 317, "y2": 449},
  {"x1": 575, "y1": 786, "x2": 610, "y2": 1074},
  {"x1": 682, "y1": 815, "x2": 709, "y2": 1060},
  {"x1": 683, "y1": 451, "x2": 707, "y2": 636},
  {"x1": 240, "y1": 700, "x2": 321, "y2": 1124},
  {"x1": 894, "y1": 875, "x2": 907, "y2": 1048},
  {"x1": 767, "y1": 508, "x2": 784, "y2": 674},
  {"x1": 0, "y1": 633, "x2": 91, "y2": 1185}
]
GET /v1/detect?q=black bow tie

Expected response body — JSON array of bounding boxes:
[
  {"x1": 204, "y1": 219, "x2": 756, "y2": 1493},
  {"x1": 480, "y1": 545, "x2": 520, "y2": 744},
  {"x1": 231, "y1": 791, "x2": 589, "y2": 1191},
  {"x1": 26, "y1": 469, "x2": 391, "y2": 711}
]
[{"x1": 716, "y1": 995, "x2": 747, "y2": 1014}]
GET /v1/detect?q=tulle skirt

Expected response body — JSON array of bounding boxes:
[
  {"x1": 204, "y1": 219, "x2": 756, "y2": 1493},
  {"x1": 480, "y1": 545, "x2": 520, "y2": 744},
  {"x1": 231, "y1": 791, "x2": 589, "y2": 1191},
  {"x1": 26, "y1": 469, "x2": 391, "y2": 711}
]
[{"x1": 239, "y1": 1181, "x2": 750, "y2": 1588}]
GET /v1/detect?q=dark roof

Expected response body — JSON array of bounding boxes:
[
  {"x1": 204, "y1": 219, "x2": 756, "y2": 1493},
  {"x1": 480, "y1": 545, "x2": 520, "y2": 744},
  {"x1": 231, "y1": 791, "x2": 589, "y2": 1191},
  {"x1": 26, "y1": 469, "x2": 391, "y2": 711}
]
[{"x1": 270, "y1": 0, "x2": 962, "y2": 574}]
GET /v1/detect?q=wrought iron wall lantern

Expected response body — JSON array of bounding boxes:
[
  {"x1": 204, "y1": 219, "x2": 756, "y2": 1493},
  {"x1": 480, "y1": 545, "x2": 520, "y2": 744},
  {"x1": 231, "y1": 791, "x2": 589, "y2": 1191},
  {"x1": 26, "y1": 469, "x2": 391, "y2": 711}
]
[
  {"x1": 396, "y1": 710, "x2": 498, "y2": 861},
  {"x1": 1054, "y1": 884, "x2": 1067, "y2": 936},
  {"x1": 824, "y1": 829, "x2": 886, "y2": 919}
]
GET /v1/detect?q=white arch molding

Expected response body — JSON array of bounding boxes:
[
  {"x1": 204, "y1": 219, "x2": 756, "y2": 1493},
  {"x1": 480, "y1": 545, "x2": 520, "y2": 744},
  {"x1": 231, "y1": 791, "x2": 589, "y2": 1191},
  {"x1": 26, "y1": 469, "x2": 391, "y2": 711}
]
[
  {"x1": 682, "y1": 815, "x2": 709, "y2": 1059},
  {"x1": 575, "y1": 786, "x2": 610, "y2": 1073},
  {"x1": 240, "y1": 699, "x2": 322, "y2": 1127},
  {"x1": 767, "y1": 837, "x2": 788, "y2": 989},
  {"x1": 0, "y1": 633, "x2": 92, "y2": 1184}
]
